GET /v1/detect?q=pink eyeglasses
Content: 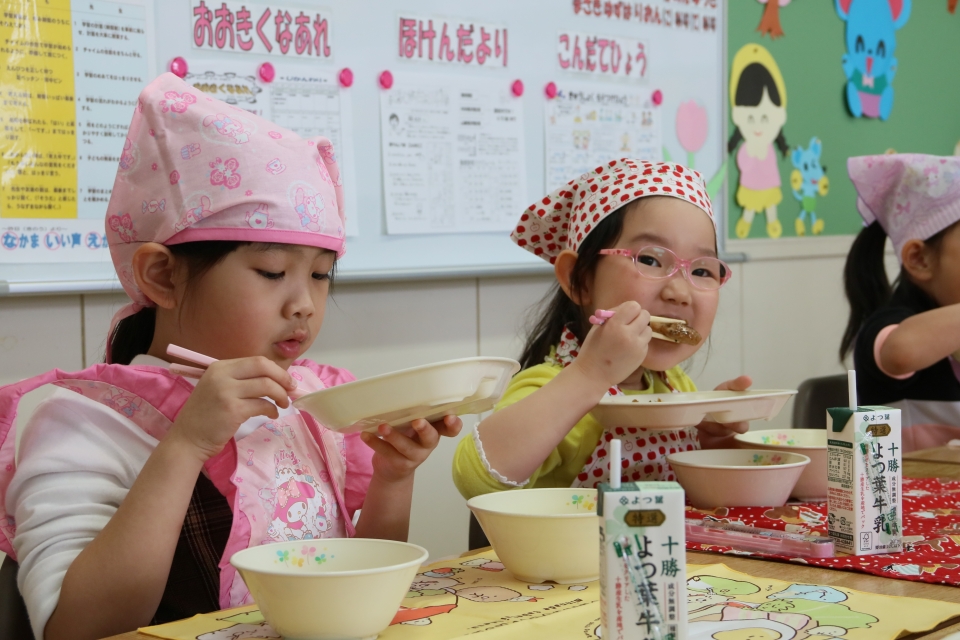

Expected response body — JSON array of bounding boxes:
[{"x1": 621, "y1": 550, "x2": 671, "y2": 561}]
[{"x1": 599, "y1": 245, "x2": 732, "y2": 290}]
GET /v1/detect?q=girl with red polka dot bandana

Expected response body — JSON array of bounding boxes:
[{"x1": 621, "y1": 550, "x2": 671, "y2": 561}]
[{"x1": 453, "y1": 159, "x2": 752, "y2": 497}]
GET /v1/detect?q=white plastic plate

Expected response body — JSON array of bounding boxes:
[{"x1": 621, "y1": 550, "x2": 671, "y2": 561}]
[
  {"x1": 294, "y1": 357, "x2": 520, "y2": 434},
  {"x1": 590, "y1": 389, "x2": 797, "y2": 430}
]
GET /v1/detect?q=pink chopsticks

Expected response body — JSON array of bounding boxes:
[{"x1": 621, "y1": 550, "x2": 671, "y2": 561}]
[
  {"x1": 589, "y1": 308, "x2": 687, "y2": 344},
  {"x1": 166, "y1": 344, "x2": 308, "y2": 400},
  {"x1": 589, "y1": 309, "x2": 615, "y2": 326}
]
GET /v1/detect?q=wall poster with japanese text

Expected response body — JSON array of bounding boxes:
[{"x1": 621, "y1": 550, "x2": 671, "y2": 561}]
[
  {"x1": 182, "y1": 61, "x2": 359, "y2": 237},
  {"x1": 380, "y1": 74, "x2": 527, "y2": 235},
  {"x1": 545, "y1": 84, "x2": 662, "y2": 192},
  {"x1": 1, "y1": 0, "x2": 153, "y2": 264}
]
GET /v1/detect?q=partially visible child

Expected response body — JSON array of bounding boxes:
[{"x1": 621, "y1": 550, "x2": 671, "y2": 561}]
[
  {"x1": 0, "y1": 73, "x2": 460, "y2": 640},
  {"x1": 453, "y1": 160, "x2": 752, "y2": 499},
  {"x1": 841, "y1": 153, "x2": 960, "y2": 451}
]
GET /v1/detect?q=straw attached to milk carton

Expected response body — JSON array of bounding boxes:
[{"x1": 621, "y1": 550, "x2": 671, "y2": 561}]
[
  {"x1": 826, "y1": 370, "x2": 902, "y2": 555},
  {"x1": 599, "y1": 439, "x2": 686, "y2": 640}
]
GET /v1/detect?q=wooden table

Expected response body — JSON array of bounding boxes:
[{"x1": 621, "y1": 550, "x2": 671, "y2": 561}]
[{"x1": 104, "y1": 448, "x2": 960, "y2": 640}]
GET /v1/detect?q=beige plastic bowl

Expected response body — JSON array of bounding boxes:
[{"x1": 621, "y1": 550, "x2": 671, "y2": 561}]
[
  {"x1": 667, "y1": 449, "x2": 810, "y2": 508},
  {"x1": 467, "y1": 488, "x2": 599, "y2": 584},
  {"x1": 735, "y1": 429, "x2": 828, "y2": 501},
  {"x1": 230, "y1": 538, "x2": 428, "y2": 640}
]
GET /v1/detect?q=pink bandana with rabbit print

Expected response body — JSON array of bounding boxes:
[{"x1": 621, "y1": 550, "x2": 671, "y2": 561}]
[
  {"x1": 549, "y1": 327, "x2": 699, "y2": 488},
  {"x1": 105, "y1": 73, "x2": 346, "y2": 360}
]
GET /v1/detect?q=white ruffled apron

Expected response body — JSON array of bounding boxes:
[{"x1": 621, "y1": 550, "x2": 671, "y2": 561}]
[{"x1": 549, "y1": 327, "x2": 699, "y2": 489}]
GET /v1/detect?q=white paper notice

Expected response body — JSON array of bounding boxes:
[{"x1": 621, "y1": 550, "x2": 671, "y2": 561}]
[
  {"x1": 185, "y1": 63, "x2": 359, "y2": 237},
  {"x1": 380, "y1": 75, "x2": 526, "y2": 234},
  {"x1": 544, "y1": 85, "x2": 661, "y2": 192}
]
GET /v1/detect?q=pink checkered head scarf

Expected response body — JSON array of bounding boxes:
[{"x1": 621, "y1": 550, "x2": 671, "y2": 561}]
[
  {"x1": 849, "y1": 154, "x2": 960, "y2": 262},
  {"x1": 511, "y1": 159, "x2": 715, "y2": 263},
  {"x1": 104, "y1": 73, "x2": 345, "y2": 361}
]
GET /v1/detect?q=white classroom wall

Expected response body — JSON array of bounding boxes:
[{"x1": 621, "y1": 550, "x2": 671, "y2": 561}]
[{"x1": 0, "y1": 251, "x2": 857, "y2": 560}]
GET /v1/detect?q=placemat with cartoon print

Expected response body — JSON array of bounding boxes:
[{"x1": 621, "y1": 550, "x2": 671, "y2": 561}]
[
  {"x1": 137, "y1": 549, "x2": 960, "y2": 640},
  {"x1": 686, "y1": 477, "x2": 960, "y2": 586}
]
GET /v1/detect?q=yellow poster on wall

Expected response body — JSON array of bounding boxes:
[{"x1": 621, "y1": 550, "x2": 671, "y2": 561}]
[
  {"x1": 0, "y1": 0, "x2": 151, "y2": 263},
  {"x1": 0, "y1": 0, "x2": 77, "y2": 219}
]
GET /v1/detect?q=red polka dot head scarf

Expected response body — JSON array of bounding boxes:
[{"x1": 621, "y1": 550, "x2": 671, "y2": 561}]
[{"x1": 511, "y1": 159, "x2": 715, "y2": 264}]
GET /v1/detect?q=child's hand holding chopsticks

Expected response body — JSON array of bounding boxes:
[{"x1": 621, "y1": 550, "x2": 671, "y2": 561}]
[
  {"x1": 166, "y1": 345, "x2": 298, "y2": 461},
  {"x1": 573, "y1": 301, "x2": 653, "y2": 392}
]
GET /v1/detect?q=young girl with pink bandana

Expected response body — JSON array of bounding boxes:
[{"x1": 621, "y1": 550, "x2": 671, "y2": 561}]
[
  {"x1": 453, "y1": 160, "x2": 751, "y2": 499},
  {"x1": 841, "y1": 154, "x2": 960, "y2": 451},
  {"x1": 0, "y1": 73, "x2": 461, "y2": 640}
]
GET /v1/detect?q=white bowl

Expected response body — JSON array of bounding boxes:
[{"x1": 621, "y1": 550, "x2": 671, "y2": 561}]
[
  {"x1": 735, "y1": 429, "x2": 828, "y2": 501},
  {"x1": 667, "y1": 449, "x2": 810, "y2": 508},
  {"x1": 230, "y1": 538, "x2": 428, "y2": 640},
  {"x1": 591, "y1": 389, "x2": 797, "y2": 430},
  {"x1": 294, "y1": 357, "x2": 520, "y2": 433},
  {"x1": 467, "y1": 488, "x2": 599, "y2": 584}
]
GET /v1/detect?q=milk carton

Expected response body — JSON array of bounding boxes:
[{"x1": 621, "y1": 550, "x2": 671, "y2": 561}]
[
  {"x1": 598, "y1": 481, "x2": 686, "y2": 640},
  {"x1": 827, "y1": 405, "x2": 902, "y2": 556}
]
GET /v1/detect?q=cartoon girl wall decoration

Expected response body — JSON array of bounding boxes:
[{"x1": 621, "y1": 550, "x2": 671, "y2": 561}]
[{"x1": 728, "y1": 44, "x2": 789, "y2": 240}]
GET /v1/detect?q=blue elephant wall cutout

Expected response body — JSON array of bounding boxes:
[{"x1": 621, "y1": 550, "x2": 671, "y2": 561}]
[{"x1": 835, "y1": 0, "x2": 912, "y2": 120}]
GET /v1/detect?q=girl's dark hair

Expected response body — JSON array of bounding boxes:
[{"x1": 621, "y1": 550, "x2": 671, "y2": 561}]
[
  {"x1": 840, "y1": 221, "x2": 948, "y2": 360},
  {"x1": 518, "y1": 210, "x2": 627, "y2": 369},
  {"x1": 108, "y1": 241, "x2": 337, "y2": 365},
  {"x1": 108, "y1": 241, "x2": 247, "y2": 365},
  {"x1": 726, "y1": 62, "x2": 789, "y2": 158}
]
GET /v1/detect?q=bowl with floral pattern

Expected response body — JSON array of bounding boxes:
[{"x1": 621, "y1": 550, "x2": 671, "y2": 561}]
[
  {"x1": 666, "y1": 449, "x2": 810, "y2": 508},
  {"x1": 466, "y1": 488, "x2": 599, "y2": 584},
  {"x1": 230, "y1": 538, "x2": 428, "y2": 640},
  {"x1": 734, "y1": 429, "x2": 827, "y2": 501}
]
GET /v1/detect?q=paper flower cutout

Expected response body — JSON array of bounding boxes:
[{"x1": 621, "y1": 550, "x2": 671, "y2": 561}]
[{"x1": 676, "y1": 101, "x2": 709, "y2": 155}]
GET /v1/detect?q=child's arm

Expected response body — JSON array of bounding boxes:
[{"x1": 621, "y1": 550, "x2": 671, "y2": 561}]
[
  {"x1": 877, "y1": 304, "x2": 960, "y2": 376},
  {"x1": 354, "y1": 416, "x2": 461, "y2": 541},
  {"x1": 43, "y1": 357, "x2": 296, "y2": 640},
  {"x1": 473, "y1": 301, "x2": 652, "y2": 484}
]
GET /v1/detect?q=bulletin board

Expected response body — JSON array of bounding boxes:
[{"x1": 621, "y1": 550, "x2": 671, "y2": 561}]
[
  {"x1": 724, "y1": 0, "x2": 960, "y2": 258},
  {"x1": 0, "y1": 0, "x2": 726, "y2": 294}
]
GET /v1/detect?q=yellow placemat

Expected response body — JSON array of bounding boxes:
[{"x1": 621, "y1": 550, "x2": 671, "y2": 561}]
[
  {"x1": 139, "y1": 550, "x2": 960, "y2": 639},
  {"x1": 685, "y1": 563, "x2": 960, "y2": 640}
]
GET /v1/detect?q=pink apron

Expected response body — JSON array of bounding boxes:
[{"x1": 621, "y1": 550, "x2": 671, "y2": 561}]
[
  {"x1": 0, "y1": 360, "x2": 372, "y2": 609},
  {"x1": 548, "y1": 327, "x2": 699, "y2": 489}
]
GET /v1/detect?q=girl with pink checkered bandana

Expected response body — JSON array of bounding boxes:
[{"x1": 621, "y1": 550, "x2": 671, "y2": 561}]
[{"x1": 453, "y1": 159, "x2": 752, "y2": 499}]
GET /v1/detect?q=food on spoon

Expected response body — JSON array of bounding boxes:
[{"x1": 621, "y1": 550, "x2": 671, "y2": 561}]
[{"x1": 650, "y1": 320, "x2": 702, "y2": 346}]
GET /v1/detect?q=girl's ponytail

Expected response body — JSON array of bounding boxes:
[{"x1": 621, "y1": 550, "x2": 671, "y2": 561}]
[
  {"x1": 104, "y1": 240, "x2": 291, "y2": 364},
  {"x1": 840, "y1": 221, "x2": 890, "y2": 360},
  {"x1": 109, "y1": 307, "x2": 157, "y2": 365},
  {"x1": 518, "y1": 210, "x2": 627, "y2": 369}
]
